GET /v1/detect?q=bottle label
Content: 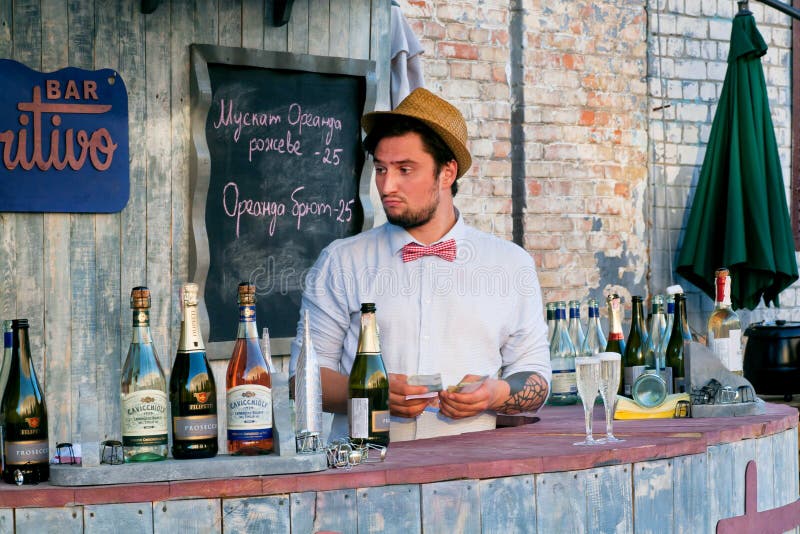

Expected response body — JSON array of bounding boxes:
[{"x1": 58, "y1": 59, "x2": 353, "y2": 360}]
[
  {"x1": 624, "y1": 365, "x2": 647, "y2": 396},
  {"x1": 121, "y1": 389, "x2": 168, "y2": 446},
  {"x1": 550, "y1": 369, "x2": 577, "y2": 394},
  {"x1": 4, "y1": 440, "x2": 49, "y2": 465},
  {"x1": 372, "y1": 409, "x2": 391, "y2": 432},
  {"x1": 710, "y1": 329, "x2": 742, "y2": 372},
  {"x1": 349, "y1": 398, "x2": 369, "y2": 438},
  {"x1": 173, "y1": 415, "x2": 218, "y2": 440},
  {"x1": 226, "y1": 384, "x2": 272, "y2": 441},
  {"x1": 239, "y1": 305, "x2": 257, "y2": 323}
]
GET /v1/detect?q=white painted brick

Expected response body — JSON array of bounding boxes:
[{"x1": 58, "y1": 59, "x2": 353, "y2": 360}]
[
  {"x1": 699, "y1": 81, "x2": 718, "y2": 101},
  {"x1": 706, "y1": 60, "x2": 727, "y2": 81},
  {"x1": 684, "y1": 1, "x2": 701, "y2": 16},
  {"x1": 676, "y1": 102, "x2": 708, "y2": 122},
  {"x1": 682, "y1": 124, "x2": 699, "y2": 144},
  {"x1": 649, "y1": 13, "x2": 677, "y2": 35},
  {"x1": 682, "y1": 80, "x2": 699, "y2": 99},
  {"x1": 700, "y1": 40, "x2": 717, "y2": 60},
  {"x1": 674, "y1": 58, "x2": 706, "y2": 80},
  {"x1": 667, "y1": 79, "x2": 683, "y2": 99},
  {"x1": 684, "y1": 38, "x2": 701, "y2": 59},
  {"x1": 676, "y1": 15, "x2": 708, "y2": 38},
  {"x1": 708, "y1": 19, "x2": 732, "y2": 41},
  {"x1": 677, "y1": 145, "x2": 702, "y2": 166}
]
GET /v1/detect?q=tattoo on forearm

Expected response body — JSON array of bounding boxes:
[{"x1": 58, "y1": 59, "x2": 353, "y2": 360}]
[{"x1": 499, "y1": 372, "x2": 549, "y2": 414}]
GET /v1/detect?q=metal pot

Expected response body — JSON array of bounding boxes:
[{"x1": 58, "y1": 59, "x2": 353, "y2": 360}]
[{"x1": 743, "y1": 320, "x2": 800, "y2": 400}]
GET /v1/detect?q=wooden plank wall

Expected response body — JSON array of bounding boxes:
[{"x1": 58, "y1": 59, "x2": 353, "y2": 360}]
[{"x1": 0, "y1": 0, "x2": 389, "y2": 461}]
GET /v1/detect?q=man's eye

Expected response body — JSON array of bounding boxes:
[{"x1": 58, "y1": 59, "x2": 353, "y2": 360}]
[
  {"x1": 400, "y1": 167, "x2": 412, "y2": 174},
  {"x1": 374, "y1": 167, "x2": 387, "y2": 174}
]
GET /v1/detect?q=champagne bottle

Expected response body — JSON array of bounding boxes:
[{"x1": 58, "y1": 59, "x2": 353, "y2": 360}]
[
  {"x1": 1, "y1": 319, "x2": 49, "y2": 484},
  {"x1": 0, "y1": 320, "x2": 11, "y2": 401},
  {"x1": 121, "y1": 287, "x2": 168, "y2": 462},
  {"x1": 666, "y1": 293, "x2": 692, "y2": 393},
  {"x1": 707, "y1": 268, "x2": 743, "y2": 375},
  {"x1": 546, "y1": 301, "x2": 579, "y2": 405},
  {"x1": 348, "y1": 303, "x2": 390, "y2": 447},
  {"x1": 623, "y1": 296, "x2": 647, "y2": 396},
  {"x1": 632, "y1": 296, "x2": 668, "y2": 408},
  {"x1": 604, "y1": 294, "x2": 626, "y2": 395},
  {"x1": 170, "y1": 283, "x2": 218, "y2": 459},
  {"x1": 567, "y1": 300, "x2": 585, "y2": 354},
  {"x1": 581, "y1": 298, "x2": 607, "y2": 356},
  {"x1": 226, "y1": 283, "x2": 273, "y2": 455}
]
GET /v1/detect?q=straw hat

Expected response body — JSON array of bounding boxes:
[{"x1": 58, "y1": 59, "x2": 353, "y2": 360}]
[{"x1": 361, "y1": 88, "x2": 472, "y2": 178}]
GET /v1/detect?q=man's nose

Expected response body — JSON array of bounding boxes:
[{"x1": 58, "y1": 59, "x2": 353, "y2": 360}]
[{"x1": 379, "y1": 169, "x2": 399, "y2": 193}]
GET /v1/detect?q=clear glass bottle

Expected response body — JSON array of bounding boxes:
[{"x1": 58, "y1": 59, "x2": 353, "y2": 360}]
[
  {"x1": 348, "y1": 303, "x2": 390, "y2": 447},
  {"x1": 546, "y1": 301, "x2": 578, "y2": 405},
  {"x1": 666, "y1": 293, "x2": 692, "y2": 393},
  {"x1": 707, "y1": 268, "x2": 743, "y2": 375},
  {"x1": 632, "y1": 296, "x2": 668, "y2": 408},
  {"x1": 568, "y1": 300, "x2": 585, "y2": 355},
  {"x1": 120, "y1": 287, "x2": 169, "y2": 462},
  {"x1": 170, "y1": 283, "x2": 218, "y2": 459},
  {"x1": 226, "y1": 283, "x2": 273, "y2": 455},
  {"x1": 623, "y1": 296, "x2": 647, "y2": 396},
  {"x1": 2, "y1": 319, "x2": 49, "y2": 484},
  {"x1": 604, "y1": 294, "x2": 626, "y2": 395},
  {"x1": 545, "y1": 302, "x2": 557, "y2": 343},
  {"x1": 581, "y1": 298, "x2": 607, "y2": 356}
]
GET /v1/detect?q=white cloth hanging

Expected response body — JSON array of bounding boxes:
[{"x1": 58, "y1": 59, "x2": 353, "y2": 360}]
[{"x1": 390, "y1": 4, "x2": 425, "y2": 109}]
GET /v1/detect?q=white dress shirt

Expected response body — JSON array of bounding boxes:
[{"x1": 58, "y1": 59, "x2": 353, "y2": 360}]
[{"x1": 289, "y1": 213, "x2": 551, "y2": 441}]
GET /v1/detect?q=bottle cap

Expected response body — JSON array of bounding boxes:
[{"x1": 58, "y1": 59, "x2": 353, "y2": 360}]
[
  {"x1": 130, "y1": 287, "x2": 151, "y2": 309},
  {"x1": 715, "y1": 267, "x2": 730, "y2": 278},
  {"x1": 183, "y1": 283, "x2": 199, "y2": 306},
  {"x1": 666, "y1": 284, "x2": 684, "y2": 295},
  {"x1": 360, "y1": 302, "x2": 376, "y2": 313},
  {"x1": 11, "y1": 318, "x2": 28, "y2": 328},
  {"x1": 238, "y1": 282, "x2": 256, "y2": 305}
]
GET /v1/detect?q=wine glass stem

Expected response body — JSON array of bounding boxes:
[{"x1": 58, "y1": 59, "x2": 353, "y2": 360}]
[
  {"x1": 604, "y1": 402, "x2": 613, "y2": 437},
  {"x1": 584, "y1": 402, "x2": 593, "y2": 441}
]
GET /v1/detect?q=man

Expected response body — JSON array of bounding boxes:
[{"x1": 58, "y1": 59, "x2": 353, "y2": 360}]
[{"x1": 290, "y1": 88, "x2": 551, "y2": 441}]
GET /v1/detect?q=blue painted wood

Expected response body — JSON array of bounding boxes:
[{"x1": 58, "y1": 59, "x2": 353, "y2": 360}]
[
  {"x1": 756, "y1": 432, "x2": 777, "y2": 513},
  {"x1": 633, "y1": 459, "x2": 673, "y2": 534},
  {"x1": 421, "y1": 479, "x2": 480, "y2": 534},
  {"x1": 479, "y1": 475, "x2": 535, "y2": 534},
  {"x1": 15, "y1": 507, "x2": 83, "y2": 534},
  {"x1": 222, "y1": 496, "x2": 291, "y2": 532},
  {"x1": 0, "y1": 508, "x2": 12, "y2": 534},
  {"x1": 732, "y1": 439, "x2": 757, "y2": 519},
  {"x1": 536, "y1": 471, "x2": 586, "y2": 533},
  {"x1": 707, "y1": 443, "x2": 736, "y2": 532},
  {"x1": 84, "y1": 502, "x2": 153, "y2": 534},
  {"x1": 672, "y1": 453, "x2": 707, "y2": 534},
  {"x1": 356, "y1": 484, "x2": 420, "y2": 534},
  {"x1": 154, "y1": 498, "x2": 220, "y2": 533},
  {"x1": 290, "y1": 489, "x2": 357, "y2": 534},
  {"x1": 585, "y1": 464, "x2": 632, "y2": 533}
]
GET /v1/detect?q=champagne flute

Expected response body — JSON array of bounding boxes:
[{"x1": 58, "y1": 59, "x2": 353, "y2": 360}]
[
  {"x1": 574, "y1": 357, "x2": 601, "y2": 446},
  {"x1": 598, "y1": 352, "x2": 624, "y2": 443}
]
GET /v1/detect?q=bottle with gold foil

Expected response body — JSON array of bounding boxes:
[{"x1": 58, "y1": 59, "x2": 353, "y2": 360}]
[
  {"x1": 121, "y1": 287, "x2": 168, "y2": 462},
  {"x1": 2, "y1": 319, "x2": 49, "y2": 484},
  {"x1": 604, "y1": 294, "x2": 626, "y2": 395},
  {"x1": 348, "y1": 303, "x2": 390, "y2": 447},
  {"x1": 666, "y1": 293, "x2": 692, "y2": 393},
  {"x1": 170, "y1": 283, "x2": 218, "y2": 459},
  {"x1": 226, "y1": 283, "x2": 273, "y2": 455}
]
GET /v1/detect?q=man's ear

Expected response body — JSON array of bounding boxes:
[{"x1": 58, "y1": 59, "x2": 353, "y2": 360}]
[{"x1": 439, "y1": 159, "x2": 458, "y2": 190}]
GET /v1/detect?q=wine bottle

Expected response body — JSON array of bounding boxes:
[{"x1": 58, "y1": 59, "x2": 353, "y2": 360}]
[
  {"x1": 581, "y1": 298, "x2": 607, "y2": 356},
  {"x1": 658, "y1": 294, "x2": 675, "y2": 392},
  {"x1": 121, "y1": 287, "x2": 168, "y2": 462},
  {"x1": 546, "y1": 301, "x2": 579, "y2": 405},
  {"x1": 567, "y1": 300, "x2": 585, "y2": 354},
  {"x1": 1, "y1": 319, "x2": 49, "y2": 484},
  {"x1": 707, "y1": 268, "x2": 743, "y2": 375},
  {"x1": 623, "y1": 296, "x2": 647, "y2": 396},
  {"x1": 170, "y1": 283, "x2": 218, "y2": 459},
  {"x1": 348, "y1": 303, "x2": 390, "y2": 446},
  {"x1": 0, "y1": 320, "x2": 11, "y2": 401},
  {"x1": 226, "y1": 283, "x2": 273, "y2": 455},
  {"x1": 666, "y1": 293, "x2": 692, "y2": 393},
  {"x1": 604, "y1": 294, "x2": 626, "y2": 395}
]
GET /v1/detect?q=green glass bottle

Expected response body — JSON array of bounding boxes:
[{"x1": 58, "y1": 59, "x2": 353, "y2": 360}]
[
  {"x1": 2, "y1": 319, "x2": 49, "y2": 484},
  {"x1": 604, "y1": 294, "x2": 626, "y2": 395},
  {"x1": 170, "y1": 283, "x2": 218, "y2": 459},
  {"x1": 121, "y1": 287, "x2": 169, "y2": 462},
  {"x1": 666, "y1": 293, "x2": 692, "y2": 393},
  {"x1": 348, "y1": 303, "x2": 390, "y2": 447},
  {"x1": 623, "y1": 296, "x2": 646, "y2": 396}
]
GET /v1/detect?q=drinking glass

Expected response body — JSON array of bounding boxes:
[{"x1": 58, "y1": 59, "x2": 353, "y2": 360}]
[
  {"x1": 574, "y1": 357, "x2": 601, "y2": 446},
  {"x1": 598, "y1": 352, "x2": 624, "y2": 443}
]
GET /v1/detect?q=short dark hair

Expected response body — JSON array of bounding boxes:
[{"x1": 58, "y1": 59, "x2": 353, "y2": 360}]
[{"x1": 363, "y1": 116, "x2": 459, "y2": 197}]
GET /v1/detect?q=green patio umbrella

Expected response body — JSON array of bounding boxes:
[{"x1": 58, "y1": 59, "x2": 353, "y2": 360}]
[{"x1": 676, "y1": 11, "x2": 798, "y2": 310}]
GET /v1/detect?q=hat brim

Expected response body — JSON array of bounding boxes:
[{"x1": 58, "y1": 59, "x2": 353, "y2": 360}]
[{"x1": 362, "y1": 111, "x2": 472, "y2": 179}]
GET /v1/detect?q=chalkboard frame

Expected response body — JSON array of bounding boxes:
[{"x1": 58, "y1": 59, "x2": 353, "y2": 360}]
[{"x1": 189, "y1": 44, "x2": 377, "y2": 359}]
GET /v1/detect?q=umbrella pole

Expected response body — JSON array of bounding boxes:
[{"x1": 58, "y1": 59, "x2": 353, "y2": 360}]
[{"x1": 753, "y1": 0, "x2": 800, "y2": 20}]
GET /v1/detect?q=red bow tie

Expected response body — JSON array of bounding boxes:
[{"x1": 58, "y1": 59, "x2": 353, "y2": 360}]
[{"x1": 401, "y1": 239, "x2": 457, "y2": 262}]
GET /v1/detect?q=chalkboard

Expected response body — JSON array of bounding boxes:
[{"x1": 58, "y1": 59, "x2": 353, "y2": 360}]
[{"x1": 189, "y1": 45, "x2": 376, "y2": 358}]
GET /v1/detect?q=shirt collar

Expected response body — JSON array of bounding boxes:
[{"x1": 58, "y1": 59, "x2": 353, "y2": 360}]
[{"x1": 387, "y1": 209, "x2": 466, "y2": 257}]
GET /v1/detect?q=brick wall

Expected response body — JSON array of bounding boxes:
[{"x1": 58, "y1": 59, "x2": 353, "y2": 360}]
[{"x1": 401, "y1": 0, "x2": 796, "y2": 331}]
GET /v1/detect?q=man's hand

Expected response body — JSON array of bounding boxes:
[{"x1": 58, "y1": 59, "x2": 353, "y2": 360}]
[
  {"x1": 389, "y1": 373, "x2": 434, "y2": 418},
  {"x1": 438, "y1": 374, "x2": 509, "y2": 419}
]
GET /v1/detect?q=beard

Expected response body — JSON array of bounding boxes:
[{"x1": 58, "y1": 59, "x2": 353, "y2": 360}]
[{"x1": 383, "y1": 181, "x2": 440, "y2": 229}]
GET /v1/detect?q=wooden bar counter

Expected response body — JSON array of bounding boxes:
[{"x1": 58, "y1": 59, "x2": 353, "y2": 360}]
[{"x1": 0, "y1": 403, "x2": 797, "y2": 533}]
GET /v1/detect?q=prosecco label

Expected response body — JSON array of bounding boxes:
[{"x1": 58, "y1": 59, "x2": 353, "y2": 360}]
[
  {"x1": 227, "y1": 384, "x2": 272, "y2": 441},
  {"x1": 371, "y1": 409, "x2": 390, "y2": 432},
  {"x1": 174, "y1": 414, "x2": 218, "y2": 440},
  {"x1": 349, "y1": 398, "x2": 369, "y2": 438},
  {"x1": 121, "y1": 389, "x2": 168, "y2": 446},
  {"x1": 5, "y1": 440, "x2": 49, "y2": 464},
  {"x1": 239, "y1": 304, "x2": 256, "y2": 323}
]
